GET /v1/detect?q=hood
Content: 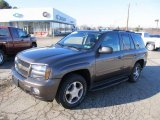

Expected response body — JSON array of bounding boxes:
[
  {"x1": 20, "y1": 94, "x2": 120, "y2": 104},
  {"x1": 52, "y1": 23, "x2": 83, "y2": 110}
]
[{"x1": 18, "y1": 47, "x2": 78, "y2": 63}]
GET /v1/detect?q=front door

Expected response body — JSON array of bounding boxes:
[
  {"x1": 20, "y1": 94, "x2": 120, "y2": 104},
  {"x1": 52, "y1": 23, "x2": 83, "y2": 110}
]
[
  {"x1": 10, "y1": 28, "x2": 31, "y2": 53},
  {"x1": 17, "y1": 29, "x2": 31, "y2": 49},
  {"x1": 95, "y1": 32, "x2": 124, "y2": 82},
  {"x1": 10, "y1": 27, "x2": 23, "y2": 53}
]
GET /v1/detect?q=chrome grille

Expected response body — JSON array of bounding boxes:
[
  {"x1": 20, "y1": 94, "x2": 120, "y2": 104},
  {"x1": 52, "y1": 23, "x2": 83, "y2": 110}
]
[{"x1": 15, "y1": 57, "x2": 30, "y2": 78}]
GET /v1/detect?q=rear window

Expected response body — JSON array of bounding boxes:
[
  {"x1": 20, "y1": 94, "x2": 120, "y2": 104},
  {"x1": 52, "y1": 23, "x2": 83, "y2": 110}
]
[
  {"x1": 0, "y1": 28, "x2": 10, "y2": 37},
  {"x1": 132, "y1": 34, "x2": 145, "y2": 49}
]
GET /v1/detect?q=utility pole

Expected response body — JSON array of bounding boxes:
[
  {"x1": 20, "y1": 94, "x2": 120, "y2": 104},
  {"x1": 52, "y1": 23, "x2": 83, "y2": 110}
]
[
  {"x1": 126, "y1": 3, "x2": 130, "y2": 30},
  {"x1": 155, "y1": 19, "x2": 159, "y2": 29}
]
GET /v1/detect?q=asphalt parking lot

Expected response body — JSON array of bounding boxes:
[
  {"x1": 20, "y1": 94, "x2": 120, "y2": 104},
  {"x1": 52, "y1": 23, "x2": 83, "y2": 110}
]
[{"x1": 0, "y1": 37, "x2": 160, "y2": 120}]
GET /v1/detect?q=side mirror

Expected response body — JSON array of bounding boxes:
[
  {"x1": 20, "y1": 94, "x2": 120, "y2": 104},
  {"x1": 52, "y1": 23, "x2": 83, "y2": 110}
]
[{"x1": 99, "y1": 46, "x2": 113, "y2": 54}]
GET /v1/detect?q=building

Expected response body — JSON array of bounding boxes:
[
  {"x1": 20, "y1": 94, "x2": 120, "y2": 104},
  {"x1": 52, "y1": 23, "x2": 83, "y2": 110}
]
[{"x1": 0, "y1": 8, "x2": 76, "y2": 37}]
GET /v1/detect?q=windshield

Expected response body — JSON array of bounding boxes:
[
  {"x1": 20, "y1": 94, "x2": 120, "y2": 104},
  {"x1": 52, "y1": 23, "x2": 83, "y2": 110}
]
[
  {"x1": 0, "y1": 28, "x2": 10, "y2": 37},
  {"x1": 57, "y1": 31, "x2": 101, "y2": 50}
]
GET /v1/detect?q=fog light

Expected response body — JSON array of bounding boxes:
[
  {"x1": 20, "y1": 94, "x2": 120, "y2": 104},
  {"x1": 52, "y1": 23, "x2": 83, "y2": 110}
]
[{"x1": 31, "y1": 87, "x2": 40, "y2": 95}]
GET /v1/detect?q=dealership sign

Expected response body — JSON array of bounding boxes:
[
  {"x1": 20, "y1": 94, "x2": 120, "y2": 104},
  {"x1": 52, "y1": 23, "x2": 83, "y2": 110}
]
[
  {"x1": 56, "y1": 15, "x2": 66, "y2": 22},
  {"x1": 43, "y1": 12, "x2": 50, "y2": 17},
  {"x1": 13, "y1": 13, "x2": 23, "y2": 18}
]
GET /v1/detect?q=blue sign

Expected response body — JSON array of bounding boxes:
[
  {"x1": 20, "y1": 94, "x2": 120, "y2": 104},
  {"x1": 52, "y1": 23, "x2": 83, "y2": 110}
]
[{"x1": 13, "y1": 13, "x2": 23, "y2": 18}]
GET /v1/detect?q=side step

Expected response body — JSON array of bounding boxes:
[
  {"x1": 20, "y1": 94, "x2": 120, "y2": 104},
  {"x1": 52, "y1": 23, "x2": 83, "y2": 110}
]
[{"x1": 90, "y1": 77, "x2": 129, "y2": 91}]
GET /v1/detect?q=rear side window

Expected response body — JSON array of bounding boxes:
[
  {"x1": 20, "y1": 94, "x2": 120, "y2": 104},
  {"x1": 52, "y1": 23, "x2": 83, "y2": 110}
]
[
  {"x1": 101, "y1": 32, "x2": 120, "y2": 52},
  {"x1": 132, "y1": 34, "x2": 145, "y2": 49},
  {"x1": 121, "y1": 34, "x2": 135, "y2": 50},
  {"x1": 0, "y1": 28, "x2": 10, "y2": 37}
]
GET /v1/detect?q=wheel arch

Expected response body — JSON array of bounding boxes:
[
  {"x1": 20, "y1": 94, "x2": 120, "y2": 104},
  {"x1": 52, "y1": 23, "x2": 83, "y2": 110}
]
[
  {"x1": 0, "y1": 45, "x2": 6, "y2": 53},
  {"x1": 135, "y1": 59, "x2": 145, "y2": 68},
  {"x1": 59, "y1": 69, "x2": 91, "y2": 90}
]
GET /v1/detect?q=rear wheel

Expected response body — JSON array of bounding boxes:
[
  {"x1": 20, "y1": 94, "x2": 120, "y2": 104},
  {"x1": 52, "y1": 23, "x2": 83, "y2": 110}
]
[
  {"x1": 129, "y1": 63, "x2": 142, "y2": 82},
  {"x1": 146, "y1": 43, "x2": 155, "y2": 51},
  {"x1": 56, "y1": 74, "x2": 87, "y2": 109},
  {"x1": 32, "y1": 43, "x2": 37, "y2": 48},
  {"x1": 0, "y1": 50, "x2": 5, "y2": 65}
]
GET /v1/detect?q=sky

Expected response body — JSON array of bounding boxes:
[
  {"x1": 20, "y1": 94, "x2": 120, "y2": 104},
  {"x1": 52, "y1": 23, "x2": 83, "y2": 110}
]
[{"x1": 5, "y1": 0, "x2": 160, "y2": 28}]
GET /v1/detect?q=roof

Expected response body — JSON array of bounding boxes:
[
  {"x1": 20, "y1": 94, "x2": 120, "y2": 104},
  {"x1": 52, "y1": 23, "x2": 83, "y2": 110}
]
[{"x1": 76, "y1": 30, "x2": 136, "y2": 34}]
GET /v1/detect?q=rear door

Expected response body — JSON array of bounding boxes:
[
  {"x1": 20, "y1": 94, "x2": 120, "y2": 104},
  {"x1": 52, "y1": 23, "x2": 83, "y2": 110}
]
[
  {"x1": 120, "y1": 33, "x2": 136, "y2": 75},
  {"x1": 0, "y1": 27, "x2": 14, "y2": 54}
]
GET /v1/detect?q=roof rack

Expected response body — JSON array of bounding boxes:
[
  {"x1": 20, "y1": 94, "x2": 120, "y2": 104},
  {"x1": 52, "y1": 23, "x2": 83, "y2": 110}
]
[{"x1": 112, "y1": 29, "x2": 135, "y2": 33}]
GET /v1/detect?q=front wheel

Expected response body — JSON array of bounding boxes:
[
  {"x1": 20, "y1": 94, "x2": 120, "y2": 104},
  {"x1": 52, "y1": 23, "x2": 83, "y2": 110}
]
[
  {"x1": 32, "y1": 43, "x2": 37, "y2": 48},
  {"x1": 129, "y1": 63, "x2": 142, "y2": 82},
  {"x1": 56, "y1": 74, "x2": 87, "y2": 109}
]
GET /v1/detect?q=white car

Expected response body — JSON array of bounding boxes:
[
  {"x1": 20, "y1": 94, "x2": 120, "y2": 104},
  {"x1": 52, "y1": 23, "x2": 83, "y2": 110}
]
[{"x1": 137, "y1": 32, "x2": 160, "y2": 51}]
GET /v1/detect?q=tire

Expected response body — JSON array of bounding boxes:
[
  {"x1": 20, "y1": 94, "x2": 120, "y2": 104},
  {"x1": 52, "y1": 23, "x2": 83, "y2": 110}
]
[
  {"x1": 129, "y1": 63, "x2": 142, "y2": 82},
  {"x1": 0, "y1": 50, "x2": 5, "y2": 65},
  {"x1": 56, "y1": 74, "x2": 87, "y2": 109},
  {"x1": 32, "y1": 43, "x2": 37, "y2": 48},
  {"x1": 146, "y1": 43, "x2": 155, "y2": 51}
]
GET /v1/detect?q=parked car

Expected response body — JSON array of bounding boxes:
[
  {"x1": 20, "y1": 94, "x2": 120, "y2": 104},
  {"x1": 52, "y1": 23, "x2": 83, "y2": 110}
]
[
  {"x1": 0, "y1": 26, "x2": 37, "y2": 65},
  {"x1": 12, "y1": 30, "x2": 147, "y2": 109},
  {"x1": 137, "y1": 32, "x2": 160, "y2": 51}
]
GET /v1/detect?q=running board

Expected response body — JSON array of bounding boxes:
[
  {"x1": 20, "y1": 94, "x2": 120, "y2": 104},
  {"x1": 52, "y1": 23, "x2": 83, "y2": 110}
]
[{"x1": 90, "y1": 78, "x2": 129, "y2": 91}]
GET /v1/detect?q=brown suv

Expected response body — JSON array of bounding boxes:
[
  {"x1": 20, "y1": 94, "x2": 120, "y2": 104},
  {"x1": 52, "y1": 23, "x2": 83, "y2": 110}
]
[
  {"x1": 12, "y1": 30, "x2": 147, "y2": 109},
  {"x1": 0, "y1": 26, "x2": 37, "y2": 65}
]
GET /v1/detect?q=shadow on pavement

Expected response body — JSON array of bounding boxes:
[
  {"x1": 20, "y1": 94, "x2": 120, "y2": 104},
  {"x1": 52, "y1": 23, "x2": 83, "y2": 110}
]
[
  {"x1": 76, "y1": 66, "x2": 160, "y2": 109},
  {"x1": 0, "y1": 56, "x2": 14, "y2": 69}
]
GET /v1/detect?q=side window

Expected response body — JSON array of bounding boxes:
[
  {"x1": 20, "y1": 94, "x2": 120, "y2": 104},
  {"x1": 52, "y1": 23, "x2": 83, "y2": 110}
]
[
  {"x1": 17, "y1": 29, "x2": 26, "y2": 38},
  {"x1": 101, "y1": 33, "x2": 120, "y2": 52},
  {"x1": 132, "y1": 34, "x2": 145, "y2": 49},
  {"x1": 121, "y1": 34, "x2": 134, "y2": 50},
  {"x1": 0, "y1": 28, "x2": 10, "y2": 37},
  {"x1": 11, "y1": 28, "x2": 19, "y2": 38}
]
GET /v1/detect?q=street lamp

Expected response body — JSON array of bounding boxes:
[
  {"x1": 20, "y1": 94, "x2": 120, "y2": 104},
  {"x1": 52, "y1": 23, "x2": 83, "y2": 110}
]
[
  {"x1": 126, "y1": 3, "x2": 130, "y2": 30},
  {"x1": 155, "y1": 19, "x2": 159, "y2": 29}
]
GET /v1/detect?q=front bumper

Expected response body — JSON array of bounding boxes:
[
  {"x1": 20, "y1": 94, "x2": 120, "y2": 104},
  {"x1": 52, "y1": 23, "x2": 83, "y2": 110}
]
[{"x1": 12, "y1": 67, "x2": 61, "y2": 101}]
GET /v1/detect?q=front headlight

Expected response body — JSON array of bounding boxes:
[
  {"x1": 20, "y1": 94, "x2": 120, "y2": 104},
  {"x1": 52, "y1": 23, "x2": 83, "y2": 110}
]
[{"x1": 30, "y1": 64, "x2": 51, "y2": 80}]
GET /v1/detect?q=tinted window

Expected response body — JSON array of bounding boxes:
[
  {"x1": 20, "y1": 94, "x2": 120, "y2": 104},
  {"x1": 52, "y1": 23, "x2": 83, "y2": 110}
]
[
  {"x1": 122, "y1": 34, "x2": 135, "y2": 50},
  {"x1": 132, "y1": 34, "x2": 145, "y2": 49},
  {"x1": 101, "y1": 33, "x2": 120, "y2": 52},
  {"x1": 17, "y1": 29, "x2": 26, "y2": 37},
  {"x1": 11, "y1": 28, "x2": 19, "y2": 38},
  {"x1": 0, "y1": 28, "x2": 10, "y2": 37}
]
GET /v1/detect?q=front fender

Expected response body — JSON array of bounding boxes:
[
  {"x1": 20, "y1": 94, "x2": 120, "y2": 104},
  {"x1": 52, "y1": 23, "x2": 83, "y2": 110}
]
[{"x1": 52, "y1": 62, "x2": 94, "y2": 79}]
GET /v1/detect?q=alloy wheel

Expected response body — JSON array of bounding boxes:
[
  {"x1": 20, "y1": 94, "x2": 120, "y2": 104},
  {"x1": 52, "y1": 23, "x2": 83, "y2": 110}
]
[
  {"x1": 0, "y1": 53, "x2": 3, "y2": 64},
  {"x1": 65, "y1": 81, "x2": 84, "y2": 104},
  {"x1": 133, "y1": 65, "x2": 141, "y2": 81}
]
